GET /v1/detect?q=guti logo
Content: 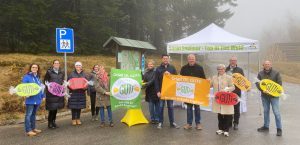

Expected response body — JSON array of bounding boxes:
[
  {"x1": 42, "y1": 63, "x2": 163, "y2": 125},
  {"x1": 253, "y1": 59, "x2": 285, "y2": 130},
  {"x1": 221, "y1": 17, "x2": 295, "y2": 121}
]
[
  {"x1": 112, "y1": 78, "x2": 141, "y2": 100},
  {"x1": 176, "y1": 82, "x2": 195, "y2": 99}
]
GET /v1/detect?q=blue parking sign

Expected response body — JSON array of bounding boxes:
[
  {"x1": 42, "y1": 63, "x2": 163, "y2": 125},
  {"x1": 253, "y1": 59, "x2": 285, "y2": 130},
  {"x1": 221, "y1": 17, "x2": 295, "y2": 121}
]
[{"x1": 56, "y1": 28, "x2": 74, "y2": 53}]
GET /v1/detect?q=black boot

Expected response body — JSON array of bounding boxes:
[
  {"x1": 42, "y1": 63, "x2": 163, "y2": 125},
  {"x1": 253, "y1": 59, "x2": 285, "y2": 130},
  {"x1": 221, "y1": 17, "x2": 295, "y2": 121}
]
[
  {"x1": 233, "y1": 123, "x2": 238, "y2": 130},
  {"x1": 276, "y1": 128, "x2": 282, "y2": 136},
  {"x1": 48, "y1": 121, "x2": 54, "y2": 129},
  {"x1": 257, "y1": 126, "x2": 269, "y2": 132},
  {"x1": 52, "y1": 120, "x2": 58, "y2": 128}
]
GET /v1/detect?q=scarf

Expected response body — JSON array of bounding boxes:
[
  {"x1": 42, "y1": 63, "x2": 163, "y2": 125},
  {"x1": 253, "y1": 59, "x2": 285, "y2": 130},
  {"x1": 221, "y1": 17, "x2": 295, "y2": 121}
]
[
  {"x1": 97, "y1": 66, "x2": 109, "y2": 89},
  {"x1": 53, "y1": 67, "x2": 59, "y2": 74}
]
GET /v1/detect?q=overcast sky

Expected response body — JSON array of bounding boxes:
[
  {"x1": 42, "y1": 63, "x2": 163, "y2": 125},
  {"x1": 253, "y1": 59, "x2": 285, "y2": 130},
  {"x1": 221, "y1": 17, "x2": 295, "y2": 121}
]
[{"x1": 224, "y1": 0, "x2": 300, "y2": 41}]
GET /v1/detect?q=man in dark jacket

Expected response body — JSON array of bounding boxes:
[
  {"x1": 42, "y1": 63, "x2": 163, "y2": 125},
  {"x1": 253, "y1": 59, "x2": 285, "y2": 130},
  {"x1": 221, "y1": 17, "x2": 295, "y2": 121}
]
[
  {"x1": 225, "y1": 56, "x2": 244, "y2": 130},
  {"x1": 155, "y1": 54, "x2": 180, "y2": 129},
  {"x1": 180, "y1": 54, "x2": 206, "y2": 130},
  {"x1": 256, "y1": 60, "x2": 283, "y2": 136}
]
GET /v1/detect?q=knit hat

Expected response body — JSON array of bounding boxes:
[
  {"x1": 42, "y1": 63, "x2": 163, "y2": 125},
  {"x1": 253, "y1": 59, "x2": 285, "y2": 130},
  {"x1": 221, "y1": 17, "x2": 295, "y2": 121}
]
[{"x1": 75, "y1": 62, "x2": 82, "y2": 66}]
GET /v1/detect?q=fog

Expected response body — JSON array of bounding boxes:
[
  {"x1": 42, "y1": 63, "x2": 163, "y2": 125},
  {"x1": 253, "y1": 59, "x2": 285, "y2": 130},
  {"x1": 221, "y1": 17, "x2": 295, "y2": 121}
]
[{"x1": 225, "y1": 0, "x2": 300, "y2": 42}]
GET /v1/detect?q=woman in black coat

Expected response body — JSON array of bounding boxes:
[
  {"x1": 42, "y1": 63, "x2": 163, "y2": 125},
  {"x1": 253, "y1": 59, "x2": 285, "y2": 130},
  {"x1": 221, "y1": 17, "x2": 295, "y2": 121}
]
[
  {"x1": 143, "y1": 60, "x2": 159, "y2": 124},
  {"x1": 68, "y1": 62, "x2": 88, "y2": 126},
  {"x1": 44, "y1": 60, "x2": 65, "y2": 129}
]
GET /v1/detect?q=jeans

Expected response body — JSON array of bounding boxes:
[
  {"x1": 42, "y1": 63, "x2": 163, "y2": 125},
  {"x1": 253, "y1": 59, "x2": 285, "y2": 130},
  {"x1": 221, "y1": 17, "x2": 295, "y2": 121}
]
[
  {"x1": 261, "y1": 95, "x2": 282, "y2": 129},
  {"x1": 149, "y1": 100, "x2": 160, "y2": 121},
  {"x1": 186, "y1": 103, "x2": 201, "y2": 125},
  {"x1": 158, "y1": 100, "x2": 174, "y2": 124},
  {"x1": 100, "y1": 106, "x2": 112, "y2": 122},
  {"x1": 25, "y1": 105, "x2": 39, "y2": 132}
]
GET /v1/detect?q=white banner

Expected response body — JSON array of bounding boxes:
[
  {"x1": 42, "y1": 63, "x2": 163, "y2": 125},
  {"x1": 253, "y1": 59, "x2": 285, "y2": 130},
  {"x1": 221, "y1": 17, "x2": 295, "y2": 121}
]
[{"x1": 167, "y1": 43, "x2": 259, "y2": 54}]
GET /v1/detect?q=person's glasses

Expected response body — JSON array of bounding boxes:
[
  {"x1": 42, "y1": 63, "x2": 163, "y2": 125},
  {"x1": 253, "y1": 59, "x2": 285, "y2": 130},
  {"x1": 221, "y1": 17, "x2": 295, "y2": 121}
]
[
  {"x1": 217, "y1": 69, "x2": 224, "y2": 70},
  {"x1": 31, "y1": 67, "x2": 38, "y2": 68}
]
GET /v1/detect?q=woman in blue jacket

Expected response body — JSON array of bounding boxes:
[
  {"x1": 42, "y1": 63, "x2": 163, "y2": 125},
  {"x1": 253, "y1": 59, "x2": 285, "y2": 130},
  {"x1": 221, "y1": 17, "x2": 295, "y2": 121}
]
[{"x1": 22, "y1": 63, "x2": 45, "y2": 137}]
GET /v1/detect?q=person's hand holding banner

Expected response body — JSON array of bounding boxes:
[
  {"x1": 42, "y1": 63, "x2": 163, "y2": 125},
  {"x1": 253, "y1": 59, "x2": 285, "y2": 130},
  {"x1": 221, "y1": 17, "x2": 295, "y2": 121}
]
[
  {"x1": 157, "y1": 92, "x2": 161, "y2": 98},
  {"x1": 223, "y1": 87, "x2": 230, "y2": 92},
  {"x1": 164, "y1": 71, "x2": 171, "y2": 75},
  {"x1": 105, "y1": 92, "x2": 111, "y2": 96}
]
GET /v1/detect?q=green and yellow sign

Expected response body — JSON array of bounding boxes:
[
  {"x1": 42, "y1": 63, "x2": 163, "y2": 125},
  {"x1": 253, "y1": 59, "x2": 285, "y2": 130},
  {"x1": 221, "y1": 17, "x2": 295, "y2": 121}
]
[
  {"x1": 14, "y1": 83, "x2": 41, "y2": 97},
  {"x1": 110, "y1": 69, "x2": 142, "y2": 111}
]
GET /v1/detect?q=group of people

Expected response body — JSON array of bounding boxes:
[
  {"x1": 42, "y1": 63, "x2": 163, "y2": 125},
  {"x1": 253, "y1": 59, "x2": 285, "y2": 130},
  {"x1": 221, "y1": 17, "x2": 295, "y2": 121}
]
[
  {"x1": 22, "y1": 54, "x2": 283, "y2": 137},
  {"x1": 143, "y1": 54, "x2": 283, "y2": 137},
  {"x1": 143, "y1": 54, "x2": 238, "y2": 136},
  {"x1": 23, "y1": 60, "x2": 112, "y2": 137}
]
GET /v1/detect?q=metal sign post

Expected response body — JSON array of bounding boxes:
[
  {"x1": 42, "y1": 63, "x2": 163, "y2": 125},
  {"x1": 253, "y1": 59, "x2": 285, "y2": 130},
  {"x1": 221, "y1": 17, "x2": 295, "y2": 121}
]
[{"x1": 64, "y1": 52, "x2": 67, "y2": 80}]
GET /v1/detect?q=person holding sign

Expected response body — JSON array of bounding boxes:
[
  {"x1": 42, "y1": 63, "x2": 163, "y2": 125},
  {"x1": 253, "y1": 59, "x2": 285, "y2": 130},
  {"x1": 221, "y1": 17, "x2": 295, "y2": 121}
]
[
  {"x1": 180, "y1": 54, "x2": 206, "y2": 130},
  {"x1": 143, "y1": 60, "x2": 159, "y2": 124},
  {"x1": 225, "y1": 56, "x2": 244, "y2": 130},
  {"x1": 256, "y1": 60, "x2": 283, "y2": 136},
  {"x1": 155, "y1": 54, "x2": 180, "y2": 129},
  {"x1": 44, "y1": 60, "x2": 65, "y2": 129},
  {"x1": 211, "y1": 64, "x2": 235, "y2": 137},
  {"x1": 94, "y1": 65, "x2": 113, "y2": 127},
  {"x1": 68, "y1": 62, "x2": 88, "y2": 126},
  {"x1": 23, "y1": 64, "x2": 45, "y2": 137}
]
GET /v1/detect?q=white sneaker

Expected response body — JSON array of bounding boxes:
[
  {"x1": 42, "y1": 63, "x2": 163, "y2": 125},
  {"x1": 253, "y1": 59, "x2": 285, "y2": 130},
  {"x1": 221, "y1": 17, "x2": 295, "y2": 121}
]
[
  {"x1": 157, "y1": 123, "x2": 162, "y2": 129},
  {"x1": 224, "y1": 132, "x2": 229, "y2": 137},
  {"x1": 216, "y1": 130, "x2": 224, "y2": 135},
  {"x1": 170, "y1": 122, "x2": 180, "y2": 129}
]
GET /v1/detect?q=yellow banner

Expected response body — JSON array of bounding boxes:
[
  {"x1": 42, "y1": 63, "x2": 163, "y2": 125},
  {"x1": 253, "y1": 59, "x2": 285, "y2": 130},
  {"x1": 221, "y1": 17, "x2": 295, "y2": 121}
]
[{"x1": 161, "y1": 74, "x2": 210, "y2": 106}]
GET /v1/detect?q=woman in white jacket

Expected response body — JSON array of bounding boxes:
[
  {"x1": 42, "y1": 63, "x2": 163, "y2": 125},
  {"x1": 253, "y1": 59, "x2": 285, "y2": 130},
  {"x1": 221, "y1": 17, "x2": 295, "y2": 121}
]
[{"x1": 210, "y1": 64, "x2": 235, "y2": 137}]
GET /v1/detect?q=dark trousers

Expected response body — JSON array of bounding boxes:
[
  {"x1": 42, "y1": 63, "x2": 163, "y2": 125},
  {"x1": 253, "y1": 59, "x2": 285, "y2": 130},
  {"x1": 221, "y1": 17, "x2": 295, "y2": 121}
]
[
  {"x1": 48, "y1": 110, "x2": 57, "y2": 122},
  {"x1": 233, "y1": 102, "x2": 240, "y2": 124},
  {"x1": 218, "y1": 114, "x2": 232, "y2": 132},
  {"x1": 90, "y1": 92, "x2": 99, "y2": 116},
  {"x1": 71, "y1": 109, "x2": 81, "y2": 120}
]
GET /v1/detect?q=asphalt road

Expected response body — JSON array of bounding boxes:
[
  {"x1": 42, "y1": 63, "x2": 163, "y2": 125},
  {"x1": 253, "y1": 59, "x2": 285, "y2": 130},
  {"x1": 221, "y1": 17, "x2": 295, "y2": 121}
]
[{"x1": 0, "y1": 64, "x2": 299, "y2": 145}]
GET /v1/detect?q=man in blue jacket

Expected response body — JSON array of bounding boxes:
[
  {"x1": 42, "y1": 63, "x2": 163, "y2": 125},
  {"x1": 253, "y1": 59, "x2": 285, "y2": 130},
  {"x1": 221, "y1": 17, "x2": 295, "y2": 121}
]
[{"x1": 155, "y1": 54, "x2": 180, "y2": 129}]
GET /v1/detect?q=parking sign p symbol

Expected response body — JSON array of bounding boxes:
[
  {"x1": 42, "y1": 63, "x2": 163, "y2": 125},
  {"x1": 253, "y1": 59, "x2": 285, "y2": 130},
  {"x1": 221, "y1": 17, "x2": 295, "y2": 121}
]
[{"x1": 59, "y1": 30, "x2": 67, "y2": 38}]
